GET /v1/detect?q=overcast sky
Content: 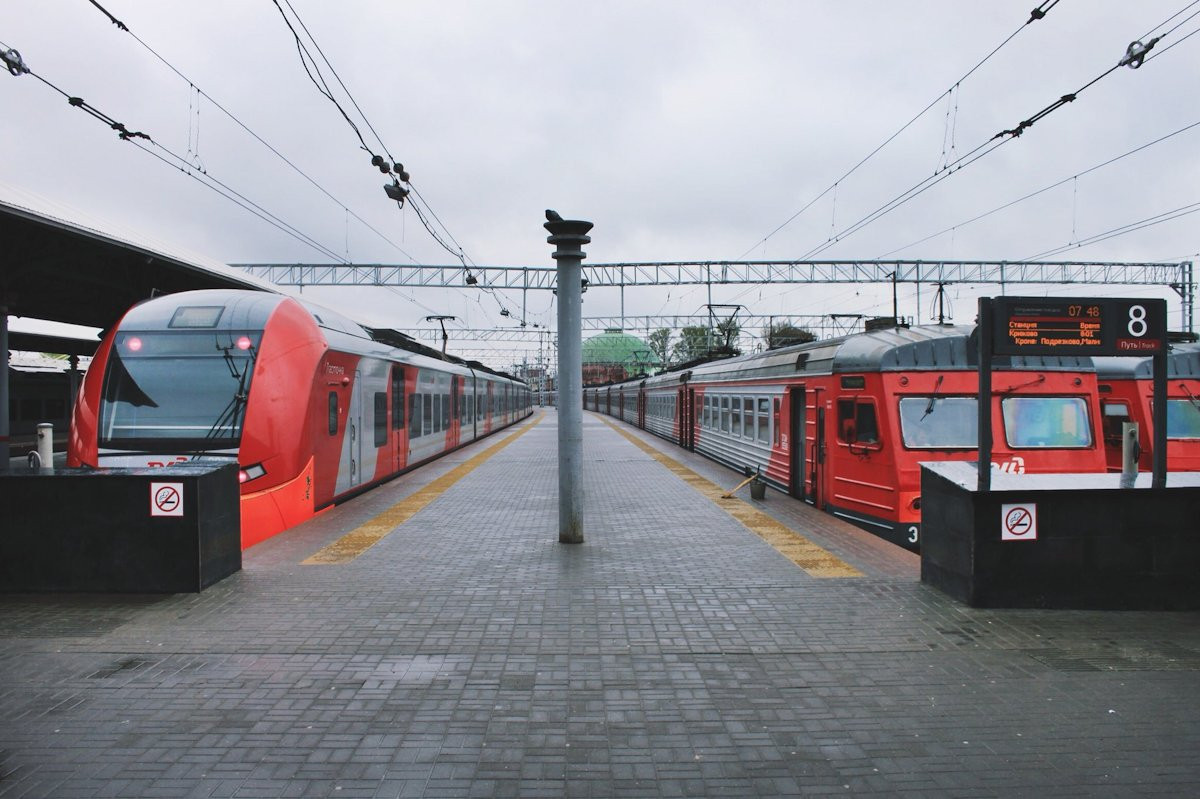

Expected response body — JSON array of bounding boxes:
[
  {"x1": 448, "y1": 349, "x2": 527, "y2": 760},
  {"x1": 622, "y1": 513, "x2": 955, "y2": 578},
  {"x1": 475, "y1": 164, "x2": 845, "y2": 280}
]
[{"x1": 3, "y1": 1, "x2": 1199, "y2": 366}]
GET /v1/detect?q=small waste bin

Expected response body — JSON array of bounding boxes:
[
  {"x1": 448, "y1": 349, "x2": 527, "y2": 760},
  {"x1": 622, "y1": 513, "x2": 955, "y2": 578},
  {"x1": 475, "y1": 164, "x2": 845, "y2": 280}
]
[{"x1": 750, "y1": 479, "x2": 766, "y2": 500}]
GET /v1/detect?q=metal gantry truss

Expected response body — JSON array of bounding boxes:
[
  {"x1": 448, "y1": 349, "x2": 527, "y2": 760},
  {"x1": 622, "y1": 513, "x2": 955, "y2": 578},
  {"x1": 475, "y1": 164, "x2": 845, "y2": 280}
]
[
  {"x1": 398, "y1": 314, "x2": 869, "y2": 343},
  {"x1": 238, "y1": 258, "x2": 1194, "y2": 331}
]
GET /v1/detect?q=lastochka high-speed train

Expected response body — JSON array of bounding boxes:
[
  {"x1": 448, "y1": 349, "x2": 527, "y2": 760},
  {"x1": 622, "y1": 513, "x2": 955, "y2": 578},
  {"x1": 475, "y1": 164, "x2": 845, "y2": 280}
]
[
  {"x1": 68, "y1": 289, "x2": 533, "y2": 548},
  {"x1": 587, "y1": 323, "x2": 1114, "y2": 551}
]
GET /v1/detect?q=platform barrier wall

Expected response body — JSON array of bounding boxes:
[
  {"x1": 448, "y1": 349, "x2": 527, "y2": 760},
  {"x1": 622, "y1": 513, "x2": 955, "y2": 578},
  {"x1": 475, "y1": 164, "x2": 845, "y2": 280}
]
[
  {"x1": 920, "y1": 462, "x2": 1200, "y2": 610},
  {"x1": 0, "y1": 464, "x2": 241, "y2": 593}
]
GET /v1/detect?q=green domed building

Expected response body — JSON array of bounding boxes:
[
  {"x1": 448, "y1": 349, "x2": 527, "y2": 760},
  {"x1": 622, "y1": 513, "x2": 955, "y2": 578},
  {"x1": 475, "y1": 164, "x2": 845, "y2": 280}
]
[{"x1": 582, "y1": 329, "x2": 660, "y2": 385}]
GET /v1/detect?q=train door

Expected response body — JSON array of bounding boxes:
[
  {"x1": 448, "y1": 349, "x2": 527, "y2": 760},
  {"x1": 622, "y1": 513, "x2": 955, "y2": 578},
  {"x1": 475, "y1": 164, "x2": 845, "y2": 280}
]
[
  {"x1": 349, "y1": 370, "x2": 364, "y2": 486},
  {"x1": 788, "y1": 387, "x2": 807, "y2": 500},
  {"x1": 814, "y1": 404, "x2": 826, "y2": 508},
  {"x1": 391, "y1": 366, "x2": 406, "y2": 470},
  {"x1": 637, "y1": 388, "x2": 646, "y2": 428},
  {"x1": 680, "y1": 388, "x2": 695, "y2": 451}
]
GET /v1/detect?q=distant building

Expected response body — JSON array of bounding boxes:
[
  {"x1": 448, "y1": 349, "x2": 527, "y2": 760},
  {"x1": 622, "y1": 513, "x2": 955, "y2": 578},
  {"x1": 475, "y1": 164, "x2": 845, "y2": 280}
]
[{"x1": 582, "y1": 329, "x2": 659, "y2": 386}]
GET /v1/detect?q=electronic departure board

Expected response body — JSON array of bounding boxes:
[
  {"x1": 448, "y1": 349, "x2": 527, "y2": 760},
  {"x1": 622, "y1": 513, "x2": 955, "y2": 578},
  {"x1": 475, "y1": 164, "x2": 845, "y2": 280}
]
[{"x1": 991, "y1": 296, "x2": 1166, "y2": 356}]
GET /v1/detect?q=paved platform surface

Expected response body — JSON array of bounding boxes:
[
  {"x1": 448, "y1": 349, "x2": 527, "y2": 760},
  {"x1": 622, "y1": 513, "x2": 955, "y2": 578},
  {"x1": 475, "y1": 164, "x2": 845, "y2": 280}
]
[{"x1": 2, "y1": 409, "x2": 1198, "y2": 797}]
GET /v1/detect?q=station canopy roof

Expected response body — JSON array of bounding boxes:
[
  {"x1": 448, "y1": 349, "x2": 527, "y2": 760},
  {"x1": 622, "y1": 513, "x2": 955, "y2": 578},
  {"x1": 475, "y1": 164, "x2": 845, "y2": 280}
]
[{"x1": 1, "y1": 185, "x2": 275, "y2": 354}]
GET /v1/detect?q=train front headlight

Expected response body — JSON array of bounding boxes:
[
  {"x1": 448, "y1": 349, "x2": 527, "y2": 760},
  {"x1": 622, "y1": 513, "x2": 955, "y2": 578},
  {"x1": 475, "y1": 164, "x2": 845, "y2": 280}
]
[{"x1": 238, "y1": 463, "x2": 267, "y2": 484}]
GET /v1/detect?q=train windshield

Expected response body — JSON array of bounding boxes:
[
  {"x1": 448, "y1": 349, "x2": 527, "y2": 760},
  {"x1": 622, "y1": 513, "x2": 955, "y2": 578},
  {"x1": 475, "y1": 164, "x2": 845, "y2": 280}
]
[
  {"x1": 1166, "y1": 398, "x2": 1200, "y2": 439},
  {"x1": 99, "y1": 331, "x2": 259, "y2": 451},
  {"x1": 898, "y1": 397, "x2": 978, "y2": 449},
  {"x1": 1001, "y1": 397, "x2": 1092, "y2": 448}
]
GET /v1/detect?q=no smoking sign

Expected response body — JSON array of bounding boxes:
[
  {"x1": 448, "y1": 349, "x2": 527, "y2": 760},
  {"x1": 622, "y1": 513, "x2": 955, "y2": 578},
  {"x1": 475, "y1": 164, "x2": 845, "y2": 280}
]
[
  {"x1": 150, "y1": 482, "x2": 185, "y2": 517},
  {"x1": 1001, "y1": 502, "x2": 1037, "y2": 541}
]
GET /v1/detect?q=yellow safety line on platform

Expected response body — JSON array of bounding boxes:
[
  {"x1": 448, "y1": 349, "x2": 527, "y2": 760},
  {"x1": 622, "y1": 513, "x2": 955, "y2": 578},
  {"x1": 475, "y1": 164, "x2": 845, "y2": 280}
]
[
  {"x1": 303, "y1": 412, "x2": 545, "y2": 565},
  {"x1": 597, "y1": 415, "x2": 862, "y2": 579}
]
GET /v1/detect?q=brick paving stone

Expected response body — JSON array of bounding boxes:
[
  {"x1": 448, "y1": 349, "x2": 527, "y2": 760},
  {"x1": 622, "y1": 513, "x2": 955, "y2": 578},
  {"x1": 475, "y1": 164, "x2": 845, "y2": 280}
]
[{"x1": 1, "y1": 409, "x2": 1198, "y2": 797}]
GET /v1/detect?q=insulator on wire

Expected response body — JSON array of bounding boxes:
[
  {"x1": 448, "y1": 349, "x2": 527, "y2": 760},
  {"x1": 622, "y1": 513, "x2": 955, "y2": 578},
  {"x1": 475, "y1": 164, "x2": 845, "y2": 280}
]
[
  {"x1": 371, "y1": 154, "x2": 392, "y2": 173},
  {"x1": 3, "y1": 47, "x2": 29, "y2": 76},
  {"x1": 1120, "y1": 37, "x2": 1159, "y2": 69}
]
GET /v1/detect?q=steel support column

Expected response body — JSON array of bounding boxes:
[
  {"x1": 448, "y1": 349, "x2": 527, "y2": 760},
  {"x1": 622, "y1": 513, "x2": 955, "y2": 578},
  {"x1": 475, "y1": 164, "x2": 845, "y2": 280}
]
[{"x1": 546, "y1": 215, "x2": 592, "y2": 544}]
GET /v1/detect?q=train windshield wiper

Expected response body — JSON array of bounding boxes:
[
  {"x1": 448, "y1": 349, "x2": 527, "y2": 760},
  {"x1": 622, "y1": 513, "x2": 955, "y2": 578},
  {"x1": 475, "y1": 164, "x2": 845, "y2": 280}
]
[
  {"x1": 921, "y1": 375, "x2": 944, "y2": 421},
  {"x1": 1181, "y1": 383, "x2": 1200, "y2": 411},
  {"x1": 192, "y1": 341, "x2": 255, "y2": 457}
]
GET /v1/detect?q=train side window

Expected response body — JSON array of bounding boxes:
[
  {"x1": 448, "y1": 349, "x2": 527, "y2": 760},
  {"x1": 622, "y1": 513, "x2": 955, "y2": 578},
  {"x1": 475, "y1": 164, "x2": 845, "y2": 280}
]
[
  {"x1": 744, "y1": 396, "x2": 755, "y2": 438},
  {"x1": 856, "y1": 401, "x2": 879, "y2": 444},
  {"x1": 757, "y1": 397, "x2": 770, "y2": 443},
  {"x1": 391, "y1": 368, "x2": 405, "y2": 429},
  {"x1": 373, "y1": 392, "x2": 388, "y2": 447},
  {"x1": 328, "y1": 392, "x2": 338, "y2": 435},
  {"x1": 1001, "y1": 397, "x2": 1092, "y2": 448},
  {"x1": 1167, "y1": 399, "x2": 1200, "y2": 438},
  {"x1": 838, "y1": 398, "x2": 879, "y2": 445},
  {"x1": 837, "y1": 399, "x2": 855, "y2": 442},
  {"x1": 720, "y1": 396, "x2": 730, "y2": 433},
  {"x1": 731, "y1": 397, "x2": 742, "y2": 437},
  {"x1": 410, "y1": 393, "x2": 421, "y2": 437},
  {"x1": 898, "y1": 397, "x2": 977, "y2": 448},
  {"x1": 442, "y1": 394, "x2": 450, "y2": 431},
  {"x1": 1101, "y1": 401, "x2": 1131, "y2": 445},
  {"x1": 773, "y1": 398, "x2": 781, "y2": 446}
]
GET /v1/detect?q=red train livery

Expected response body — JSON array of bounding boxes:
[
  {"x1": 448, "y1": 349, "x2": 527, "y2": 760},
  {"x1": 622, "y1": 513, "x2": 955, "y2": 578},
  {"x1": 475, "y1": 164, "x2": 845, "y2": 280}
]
[
  {"x1": 1094, "y1": 343, "x2": 1200, "y2": 472},
  {"x1": 589, "y1": 324, "x2": 1118, "y2": 551},
  {"x1": 69, "y1": 289, "x2": 532, "y2": 548}
]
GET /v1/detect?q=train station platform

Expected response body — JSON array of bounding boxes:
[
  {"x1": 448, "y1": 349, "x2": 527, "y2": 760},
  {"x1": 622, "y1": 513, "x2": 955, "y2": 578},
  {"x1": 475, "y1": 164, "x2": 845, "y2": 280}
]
[{"x1": 1, "y1": 409, "x2": 1198, "y2": 797}]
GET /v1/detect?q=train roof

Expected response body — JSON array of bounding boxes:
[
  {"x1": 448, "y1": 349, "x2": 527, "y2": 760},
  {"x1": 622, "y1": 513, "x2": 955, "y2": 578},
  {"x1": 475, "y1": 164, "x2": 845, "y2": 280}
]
[
  {"x1": 1094, "y1": 342, "x2": 1200, "y2": 380},
  {"x1": 643, "y1": 323, "x2": 1097, "y2": 387},
  {"x1": 118, "y1": 289, "x2": 526, "y2": 385}
]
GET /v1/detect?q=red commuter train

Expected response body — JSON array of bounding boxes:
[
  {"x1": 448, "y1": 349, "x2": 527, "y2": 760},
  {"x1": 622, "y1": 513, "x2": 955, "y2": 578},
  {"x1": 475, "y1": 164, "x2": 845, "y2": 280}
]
[
  {"x1": 587, "y1": 323, "x2": 1111, "y2": 551},
  {"x1": 68, "y1": 289, "x2": 533, "y2": 548},
  {"x1": 1094, "y1": 342, "x2": 1200, "y2": 472}
]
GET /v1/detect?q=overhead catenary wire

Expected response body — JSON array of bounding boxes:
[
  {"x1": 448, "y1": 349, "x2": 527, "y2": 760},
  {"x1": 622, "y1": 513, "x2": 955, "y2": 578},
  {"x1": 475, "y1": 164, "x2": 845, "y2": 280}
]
[
  {"x1": 134, "y1": 138, "x2": 350, "y2": 263},
  {"x1": 737, "y1": 0, "x2": 1062, "y2": 259},
  {"x1": 799, "y1": 6, "x2": 1198, "y2": 262},
  {"x1": 6, "y1": 48, "x2": 350, "y2": 263},
  {"x1": 876, "y1": 117, "x2": 1200, "y2": 258},
  {"x1": 267, "y1": 0, "x2": 489, "y2": 286},
  {"x1": 82, "y1": 0, "x2": 422, "y2": 265},
  {"x1": 1023, "y1": 200, "x2": 1200, "y2": 261},
  {"x1": 278, "y1": 0, "x2": 395, "y2": 164},
  {"x1": 269, "y1": 0, "x2": 377, "y2": 161},
  {"x1": 1143, "y1": 20, "x2": 1200, "y2": 64}
]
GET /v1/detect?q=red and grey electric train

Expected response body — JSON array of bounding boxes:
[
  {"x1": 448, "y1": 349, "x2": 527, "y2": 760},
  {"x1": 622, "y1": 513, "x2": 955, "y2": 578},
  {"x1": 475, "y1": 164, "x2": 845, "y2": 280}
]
[
  {"x1": 588, "y1": 324, "x2": 1118, "y2": 551},
  {"x1": 68, "y1": 289, "x2": 533, "y2": 549},
  {"x1": 1094, "y1": 342, "x2": 1200, "y2": 472}
]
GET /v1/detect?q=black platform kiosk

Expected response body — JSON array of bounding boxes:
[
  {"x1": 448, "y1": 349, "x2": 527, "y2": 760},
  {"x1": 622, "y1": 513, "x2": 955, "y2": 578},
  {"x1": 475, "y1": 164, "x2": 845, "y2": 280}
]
[
  {"x1": 0, "y1": 463, "x2": 241, "y2": 593},
  {"x1": 920, "y1": 296, "x2": 1200, "y2": 610}
]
